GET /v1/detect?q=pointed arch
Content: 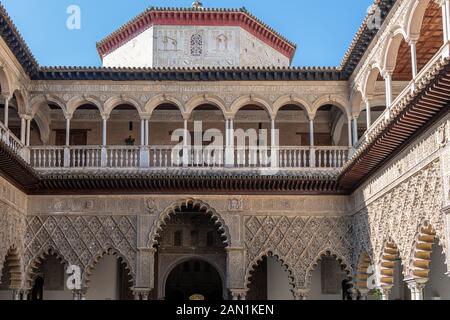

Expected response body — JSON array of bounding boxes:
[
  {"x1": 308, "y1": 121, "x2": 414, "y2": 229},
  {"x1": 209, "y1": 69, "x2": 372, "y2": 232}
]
[
  {"x1": 230, "y1": 95, "x2": 273, "y2": 119},
  {"x1": 144, "y1": 94, "x2": 185, "y2": 117},
  {"x1": 148, "y1": 198, "x2": 231, "y2": 248},
  {"x1": 244, "y1": 250, "x2": 296, "y2": 290},
  {"x1": 103, "y1": 95, "x2": 143, "y2": 118},
  {"x1": 82, "y1": 247, "x2": 135, "y2": 288},
  {"x1": 304, "y1": 248, "x2": 353, "y2": 288}
]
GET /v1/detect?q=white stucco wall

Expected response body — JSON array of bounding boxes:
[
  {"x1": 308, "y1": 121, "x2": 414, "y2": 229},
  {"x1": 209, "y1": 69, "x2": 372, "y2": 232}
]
[
  {"x1": 308, "y1": 264, "x2": 343, "y2": 300},
  {"x1": 85, "y1": 255, "x2": 119, "y2": 300},
  {"x1": 103, "y1": 27, "x2": 154, "y2": 68},
  {"x1": 266, "y1": 257, "x2": 294, "y2": 300},
  {"x1": 424, "y1": 245, "x2": 450, "y2": 300},
  {"x1": 102, "y1": 25, "x2": 289, "y2": 68}
]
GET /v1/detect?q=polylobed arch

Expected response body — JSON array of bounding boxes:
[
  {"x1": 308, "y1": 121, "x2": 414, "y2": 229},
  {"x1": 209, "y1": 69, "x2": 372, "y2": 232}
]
[
  {"x1": 66, "y1": 95, "x2": 103, "y2": 117},
  {"x1": 230, "y1": 95, "x2": 273, "y2": 119},
  {"x1": 185, "y1": 95, "x2": 228, "y2": 119},
  {"x1": 355, "y1": 252, "x2": 373, "y2": 291},
  {"x1": 408, "y1": 221, "x2": 443, "y2": 280},
  {"x1": 24, "y1": 246, "x2": 69, "y2": 289},
  {"x1": 379, "y1": 240, "x2": 403, "y2": 288},
  {"x1": 145, "y1": 94, "x2": 185, "y2": 117},
  {"x1": 103, "y1": 95, "x2": 143, "y2": 118},
  {"x1": 148, "y1": 198, "x2": 231, "y2": 248},
  {"x1": 244, "y1": 250, "x2": 296, "y2": 291},
  {"x1": 82, "y1": 247, "x2": 135, "y2": 289},
  {"x1": 1, "y1": 246, "x2": 23, "y2": 290},
  {"x1": 304, "y1": 249, "x2": 353, "y2": 289}
]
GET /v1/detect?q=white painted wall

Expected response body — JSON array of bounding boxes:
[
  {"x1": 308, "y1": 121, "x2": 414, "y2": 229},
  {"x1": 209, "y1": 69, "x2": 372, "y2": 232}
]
[
  {"x1": 308, "y1": 264, "x2": 343, "y2": 300},
  {"x1": 102, "y1": 25, "x2": 289, "y2": 68},
  {"x1": 85, "y1": 255, "x2": 119, "y2": 300},
  {"x1": 424, "y1": 245, "x2": 450, "y2": 300},
  {"x1": 103, "y1": 27, "x2": 154, "y2": 67},
  {"x1": 266, "y1": 257, "x2": 294, "y2": 300}
]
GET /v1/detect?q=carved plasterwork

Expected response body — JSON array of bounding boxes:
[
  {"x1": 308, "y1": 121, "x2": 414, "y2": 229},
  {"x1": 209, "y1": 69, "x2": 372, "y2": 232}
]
[
  {"x1": 244, "y1": 215, "x2": 353, "y2": 289},
  {"x1": 23, "y1": 215, "x2": 137, "y2": 287},
  {"x1": 352, "y1": 159, "x2": 445, "y2": 277}
]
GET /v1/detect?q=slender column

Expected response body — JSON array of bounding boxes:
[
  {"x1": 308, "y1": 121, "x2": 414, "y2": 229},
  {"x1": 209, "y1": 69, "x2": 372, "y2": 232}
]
[
  {"x1": 359, "y1": 288, "x2": 370, "y2": 300},
  {"x1": 140, "y1": 119, "x2": 145, "y2": 146},
  {"x1": 145, "y1": 119, "x2": 149, "y2": 146},
  {"x1": 225, "y1": 118, "x2": 234, "y2": 167},
  {"x1": 406, "y1": 278, "x2": 427, "y2": 300},
  {"x1": 20, "y1": 116, "x2": 26, "y2": 144},
  {"x1": 26, "y1": 118, "x2": 31, "y2": 147},
  {"x1": 183, "y1": 119, "x2": 189, "y2": 166},
  {"x1": 102, "y1": 117, "x2": 107, "y2": 146},
  {"x1": 3, "y1": 97, "x2": 9, "y2": 128},
  {"x1": 380, "y1": 287, "x2": 391, "y2": 300},
  {"x1": 225, "y1": 119, "x2": 229, "y2": 147},
  {"x1": 442, "y1": 1, "x2": 450, "y2": 43},
  {"x1": 365, "y1": 99, "x2": 372, "y2": 129},
  {"x1": 309, "y1": 119, "x2": 314, "y2": 147},
  {"x1": 446, "y1": 0, "x2": 450, "y2": 42},
  {"x1": 410, "y1": 40, "x2": 418, "y2": 79},
  {"x1": 64, "y1": 116, "x2": 72, "y2": 167},
  {"x1": 230, "y1": 119, "x2": 234, "y2": 147},
  {"x1": 101, "y1": 116, "x2": 108, "y2": 167},
  {"x1": 347, "y1": 117, "x2": 353, "y2": 147},
  {"x1": 270, "y1": 118, "x2": 278, "y2": 168},
  {"x1": 384, "y1": 72, "x2": 393, "y2": 109},
  {"x1": 65, "y1": 116, "x2": 71, "y2": 147},
  {"x1": 352, "y1": 117, "x2": 358, "y2": 146}
]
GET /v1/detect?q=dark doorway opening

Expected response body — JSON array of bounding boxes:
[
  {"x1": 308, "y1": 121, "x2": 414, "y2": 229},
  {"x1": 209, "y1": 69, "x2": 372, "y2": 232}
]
[{"x1": 165, "y1": 259, "x2": 223, "y2": 301}]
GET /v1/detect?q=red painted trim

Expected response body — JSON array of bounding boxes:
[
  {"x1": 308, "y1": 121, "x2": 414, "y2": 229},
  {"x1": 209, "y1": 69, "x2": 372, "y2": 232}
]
[{"x1": 97, "y1": 11, "x2": 296, "y2": 61}]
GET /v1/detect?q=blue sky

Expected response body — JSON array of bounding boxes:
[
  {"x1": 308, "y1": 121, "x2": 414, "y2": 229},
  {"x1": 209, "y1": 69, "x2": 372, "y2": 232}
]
[{"x1": 1, "y1": 0, "x2": 373, "y2": 67}]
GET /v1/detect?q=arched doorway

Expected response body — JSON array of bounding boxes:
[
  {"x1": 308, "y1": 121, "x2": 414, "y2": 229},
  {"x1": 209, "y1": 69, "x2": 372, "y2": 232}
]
[
  {"x1": 154, "y1": 200, "x2": 228, "y2": 300},
  {"x1": 165, "y1": 259, "x2": 223, "y2": 301}
]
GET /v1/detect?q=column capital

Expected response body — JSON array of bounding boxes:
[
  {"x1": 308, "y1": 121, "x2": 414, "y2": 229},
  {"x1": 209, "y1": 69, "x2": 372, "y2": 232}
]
[
  {"x1": 292, "y1": 288, "x2": 310, "y2": 300},
  {"x1": 405, "y1": 277, "x2": 428, "y2": 290},
  {"x1": 131, "y1": 287, "x2": 152, "y2": 300},
  {"x1": 65, "y1": 114, "x2": 73, "y2": 121},
  {"x1": 229, "y1": 289, "x2": 248, "y2": 300}
]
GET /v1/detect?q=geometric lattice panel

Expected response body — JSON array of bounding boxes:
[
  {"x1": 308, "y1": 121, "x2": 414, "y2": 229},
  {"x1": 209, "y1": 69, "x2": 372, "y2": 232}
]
[
  {"x1": 24, "y1": 215, "x2": 137, "y2": 280},
  {"x1": 245, "y1": 215, "x2": 353, "y2": 288}
]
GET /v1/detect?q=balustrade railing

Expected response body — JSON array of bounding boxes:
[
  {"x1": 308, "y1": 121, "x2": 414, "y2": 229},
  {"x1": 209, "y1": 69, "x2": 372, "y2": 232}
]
[
  {"x1": 0, "y1": 122, "x2": 24, "y2": 156},
  {"x1": 28, "y1": 145, "x2": 349, "y2": 170}
]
